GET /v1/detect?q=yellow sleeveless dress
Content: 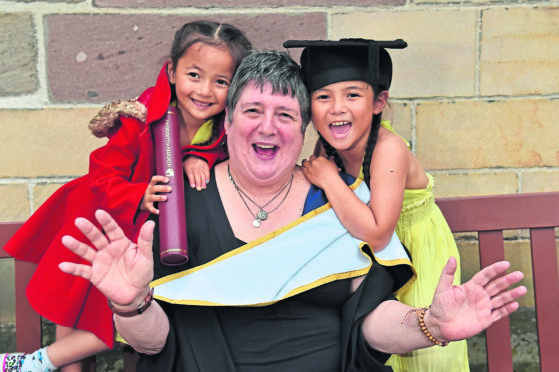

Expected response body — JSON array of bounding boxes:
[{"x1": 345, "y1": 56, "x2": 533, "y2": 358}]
[{"x1": 374, "y1": 122, "x2": 470, "y2": 372}]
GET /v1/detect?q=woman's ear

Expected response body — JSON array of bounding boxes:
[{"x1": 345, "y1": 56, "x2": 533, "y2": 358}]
[
  {"x1": 373, "y1": 90, "x2": 389, "y2": 114},
  {"x1": 166, "y1": 59, "x2": 176, "y2": 84}
]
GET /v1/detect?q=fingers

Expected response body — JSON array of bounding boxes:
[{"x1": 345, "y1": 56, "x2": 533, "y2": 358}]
[
  {"x1": 94, "y1": 209, "x2": 129, "y2": 244},
  {"x1": 150, "y1": 175, "x2": 169, "y2": 185},
  {"x1": 491, "y1": 301, "x2": 520, "y2": 323},
  {"x1": 434, "y1": 257, "x2": 458, "y2": 294},
  {"x1": 490, "y1": 283, "x2": 527, "y2": 310},
  {"x1": 73, "y1": 215, "x2": 109, "y2": 250},
  {"x1": 483, "y1": 269, "x2": 524, "y2": 297},
  {"x1": 137, "y1": 220, "x2": 155, "y2": 258},
  {"x1": 470, "y1": 261, "x2": 511, "y2": 287},
  {"x1": 61, "y1": 235, "x2": 98, "y2": 263},
  {"x1": 58, "y1": 262, "x2": 92, "y2": 281},
  {"x1": 186, "y1": 167, "x2": 209, "y2": 190}
]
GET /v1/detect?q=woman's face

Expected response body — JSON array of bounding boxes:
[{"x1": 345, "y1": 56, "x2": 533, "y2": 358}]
[
  {"x1": 311, "y1": 80, "x2": 385, "y2": 154},
  {"x1": 168, "y1": 42, "x2": 235, "y2": 129},
  {"x1": 226, "y1": 82, "x2": 304, "y2": 186}
]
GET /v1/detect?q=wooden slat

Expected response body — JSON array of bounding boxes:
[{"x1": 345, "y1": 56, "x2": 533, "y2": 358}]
[
  {"x1": 530, "y1": 227, "x2": 559, "y2": 372},
  {"x1": 14, "y1": 260, "x2": 42, "y2": 352},
  {"x1": 479, "y1": 231, "x2": 513, "y2": 372},
  {"x1": 1, "y1": 222, "x2": 42, "y2": 353},
  {"x1": 0, "y1": 222, "x2": 24, "y2": 257},
  {"x1": 437, "y1": 192, "x2": 559, "y2": 231}
]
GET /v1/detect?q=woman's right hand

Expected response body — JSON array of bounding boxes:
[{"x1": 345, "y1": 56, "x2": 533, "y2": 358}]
[
  {"x1": 141, "y1": 175, "x2": 172, "y2": 214},
  {"x1": 59, "y1": 209, "x2": 155, "y2": 308}
]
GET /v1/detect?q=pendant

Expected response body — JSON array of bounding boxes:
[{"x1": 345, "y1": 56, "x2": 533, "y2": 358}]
[
  {"x1": 253, "y1": 219, "x2": 261, "y2": 228},
  {"x1": 257, "y1": 209, "x2": 268, "y2": 221}
]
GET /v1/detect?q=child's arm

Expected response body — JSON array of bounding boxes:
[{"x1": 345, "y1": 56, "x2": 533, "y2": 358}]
[
  {"x1": 183, "y1": 157, "x2": 210, "y2": 191},
  {"x1": 302, "y1": 136, "x2": 409, "y2": 252},
  {"x1": 88, "y1": 117, "x2": 151, "y2": 228}
]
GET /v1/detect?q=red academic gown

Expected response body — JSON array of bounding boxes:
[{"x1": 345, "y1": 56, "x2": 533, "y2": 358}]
[{"x1": 3, "y1": 63, "x2": 227, "y2": 348}]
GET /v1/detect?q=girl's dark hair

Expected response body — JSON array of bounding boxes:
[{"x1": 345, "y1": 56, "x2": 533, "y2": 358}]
[
  {"x1": 169, "y1": 20, "x2": 252, "y2": 146},
  {"x1": 320, "y1": 84, "x2": 385, "y2": 188}
]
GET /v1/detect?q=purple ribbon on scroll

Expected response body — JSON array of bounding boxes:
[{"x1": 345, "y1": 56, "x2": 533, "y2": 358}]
[{"x1": 153, "y1": 106, "x2": 188, "y2": 265}]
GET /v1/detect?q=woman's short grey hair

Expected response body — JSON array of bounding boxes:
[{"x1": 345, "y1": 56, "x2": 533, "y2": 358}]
[{"x1": 226, "y1": 50, "x2": 311, "y2": 132}]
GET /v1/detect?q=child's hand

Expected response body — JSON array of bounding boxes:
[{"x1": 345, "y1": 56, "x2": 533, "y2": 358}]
[
  {"x1": 301, "y1": 155, "x2": 339, "y2": 189},
  {"x1": 184, "y1": 157, "x2": 210, "y2": 191},
  {"x1": 140, "y1": 175, "x2": 171, "y2": 214}
]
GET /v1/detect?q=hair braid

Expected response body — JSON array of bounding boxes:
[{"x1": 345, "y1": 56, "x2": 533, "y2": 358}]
[
  {"x1": 319, "y1": 134, "x2": 345, "y2": 172},
  {"x1": 362, "y1": 113, "x2": 382, "y2": 188},
  {"x1": 196, "y1": 111, "x2": 224, "y2": 147}
]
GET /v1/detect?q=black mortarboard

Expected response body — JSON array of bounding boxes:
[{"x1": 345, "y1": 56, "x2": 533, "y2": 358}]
[{"x1": 283, "y1": 38, "x2": 407, "y2": 92}]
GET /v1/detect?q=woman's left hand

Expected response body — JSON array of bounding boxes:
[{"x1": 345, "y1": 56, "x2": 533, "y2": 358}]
[{"x1": 427, "y1": 257, "x2": 527, "y2": 343}]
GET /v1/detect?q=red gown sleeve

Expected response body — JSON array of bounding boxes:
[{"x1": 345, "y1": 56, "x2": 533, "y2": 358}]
[{"x1": 88, "y1": 117, "x2": 151, "y2": 231}]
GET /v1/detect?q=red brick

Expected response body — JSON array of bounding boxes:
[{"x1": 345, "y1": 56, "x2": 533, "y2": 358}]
[
  {"x1": 47, "y1": 14, "x2": 325, "y2": 103},
  {"x1": 95, "y1": 0, "x2": 401, "y2": 7}
]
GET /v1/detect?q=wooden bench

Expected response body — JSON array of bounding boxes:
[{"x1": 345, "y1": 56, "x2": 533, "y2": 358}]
[
  {"x1": 437, "y1": 191, "x2": 559, "y2": 372},
  {"x1": 2, "y1": 191, "x2": 558, "y2": 371}
]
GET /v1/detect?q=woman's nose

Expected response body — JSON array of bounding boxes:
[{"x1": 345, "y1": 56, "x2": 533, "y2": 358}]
[{"x1": 258, "y1": 114, "x2": 277, "y2": 135}]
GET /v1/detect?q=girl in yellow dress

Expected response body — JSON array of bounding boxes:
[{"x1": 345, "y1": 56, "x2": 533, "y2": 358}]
[{"x1": 284, "y1": 38, "x2": 469, "y2": 372}]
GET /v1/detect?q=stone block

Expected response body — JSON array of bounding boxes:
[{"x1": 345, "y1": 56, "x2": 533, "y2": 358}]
[
  {"x1": 33, "y1": 183, "x2": 66, "y2": 211},
  {"x1": 96, "y1": 0, "x2": 402, "y2": 6},
  {"x1": 481, "y1": 7, "x2": 559, "y2": 96},
  {"x1": 47, "y1": 14, "x2": 325, "y2": 103},
  {"x1": 522, "y1": 171, "x2": 559, "y2": 193},
  {"x1": 416, "y1": 99, "x2": 559, "y2": 169},
  {"x1": 0, "y1": 109, "x2": 106, "y2": 177},
  {"x1": 0, "y1": 13, "x2": 38, "y2": 96},
  {"x1": 382, "y1": 102, "x2": 412, "y2": 145},
  {"x1": 0, "y1": 184, "x2": 30, "y2": 222},
  {"x1": 331, "y1": 10, "x2": 477, "y2": 98},
  {"x1": 432, "y1": 172, "x2": 518, "y2": 198}
]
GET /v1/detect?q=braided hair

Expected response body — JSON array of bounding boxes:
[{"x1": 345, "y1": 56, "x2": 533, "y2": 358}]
[
  {"x1": 361, "y1": 112, "x2": 382, "y2": 188},
  {"x1": 320, "y1": 134, "x2": 345, "y2": 172}
]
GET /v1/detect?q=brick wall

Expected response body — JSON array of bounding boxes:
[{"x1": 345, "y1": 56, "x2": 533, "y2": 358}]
[
  {"x1": 2, "y1": 0, "x2": 558, "y2": 221},
  {"x1": 0, "y1": 2, "x2": 558, "y2": 363},
  {"x1": 1, "y1": 1, "x2": 558, "y2": 297}
]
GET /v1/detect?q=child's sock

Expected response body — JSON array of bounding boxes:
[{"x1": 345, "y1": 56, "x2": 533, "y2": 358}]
[
  {"x1": 1, "y1": 353, "x2": 24, "y2": 372},
  {"x1": 16, "y1": 348, "x2": 56, "y2": 372}
]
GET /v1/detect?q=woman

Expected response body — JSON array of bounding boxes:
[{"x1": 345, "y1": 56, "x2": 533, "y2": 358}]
[{"x1": 59, "y1": 50, "x2": 526, "y2": 372}]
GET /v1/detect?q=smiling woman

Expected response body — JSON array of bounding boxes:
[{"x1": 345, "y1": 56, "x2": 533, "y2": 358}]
[{"x1": 58, "y1": 50, "x2": 526, "y2": 372}]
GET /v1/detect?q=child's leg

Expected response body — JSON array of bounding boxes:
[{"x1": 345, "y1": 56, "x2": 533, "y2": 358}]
[{"x1": 46, "y1": 325, "x2": 108, "y2": 370}]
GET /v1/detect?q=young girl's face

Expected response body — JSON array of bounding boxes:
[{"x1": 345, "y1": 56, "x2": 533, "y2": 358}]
[
  {"x1": 168, "y1": 42, "x2": 235, "y2": 128},
  {"x1": 311, "y1": 80, "x2": 384, "y2": 153}
]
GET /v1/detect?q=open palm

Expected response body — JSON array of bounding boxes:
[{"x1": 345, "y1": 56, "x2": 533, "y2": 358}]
[
  {"x1": 59, "y1": 209, "x2": 155, "y2": 307},
  {"x1": 429, "y1": 257, "x2": 526, "y2": 342}
]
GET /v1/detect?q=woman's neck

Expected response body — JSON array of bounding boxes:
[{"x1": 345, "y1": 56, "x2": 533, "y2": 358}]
[
  {"x1": 215, "y1": 162, "x2": 309, "y2": 242},
  {"x1": 225, "y1": 162, "x2": 297, "y2": 201}
]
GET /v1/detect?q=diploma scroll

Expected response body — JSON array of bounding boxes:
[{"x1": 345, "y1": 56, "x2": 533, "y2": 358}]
[{"x1": 153, "y1": 106, "x2": 189, "y2": 265}]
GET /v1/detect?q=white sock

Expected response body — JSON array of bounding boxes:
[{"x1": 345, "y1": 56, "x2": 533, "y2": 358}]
[{"x1": 19, "y1": 348, "x2": 57, "y2": 372}]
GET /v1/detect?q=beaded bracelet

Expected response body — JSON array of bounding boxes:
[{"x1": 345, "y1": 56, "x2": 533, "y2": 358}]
[
  {"x1": 417, "y1": 306, "x2": 448, "y2": 347},
  {"x1": 107, "y1": 288, "x2": 154, "y2": 318}
]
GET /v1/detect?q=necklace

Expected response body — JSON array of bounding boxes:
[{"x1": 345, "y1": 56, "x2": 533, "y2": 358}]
[{"x1": 227, "y1": 164, "x2": 294, "y2": 228}]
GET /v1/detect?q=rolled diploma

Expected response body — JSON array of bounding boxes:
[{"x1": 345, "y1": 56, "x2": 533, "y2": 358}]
[{"x1": 153, "y1": 106, "x2": 188, "y2": 265}]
